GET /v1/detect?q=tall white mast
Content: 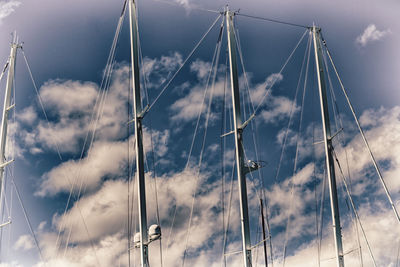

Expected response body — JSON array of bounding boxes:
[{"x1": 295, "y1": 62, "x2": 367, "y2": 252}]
[
  {"x1": 226, "y1": 8, "x2": 253, "y2": 267},
  {"x1": 129, "y1": 1, "x2": 149, "y2": 266},
  {"x1": 0, "y1": 34, "x2": 18, "y2": 222},
  {"x1": 312, "y1": 26, "x2": 344, "y2": 267}
]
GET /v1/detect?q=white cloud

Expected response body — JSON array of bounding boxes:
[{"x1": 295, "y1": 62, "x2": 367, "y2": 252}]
[
  {"x1": 356, "y1": 24, "x2": 391, "y2": 47},
  {"x1": 261, "y1": 95, "x2": 298, "y2": 123},
  {"x1": 13, "y1": 234, "x2": 34, "y2": 251},
  {"x1": 170, "y1": 59, "x2": 226, "y2": 122},
  {"x1": 36, "y1": 126, "x2": 169, "y2": 196},
  {"x1": 0, "y1": 0, "x2": 20, "y2": 23},
  {"x1": 249, "y1": 73, "x2": 283, "y2": 107},
  {"x1": 17, "y1": 106, "x2": 37, "y2": 125},
  {"x1": 143, "y1": 52, "x2": 183, "y2": 89}
]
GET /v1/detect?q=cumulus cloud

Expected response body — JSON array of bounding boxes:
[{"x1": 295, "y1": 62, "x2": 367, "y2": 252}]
[
  {"x1": 13, "y1": 234, "x2": 34, "y2": 251},
  {"x1": 169, "y1": 62, "x2": 290, "y2": 124},
  {"x1": 261, "y1": 95, "x2": 298, "y2": 123},
  {"x1": 170, "y1": 59, "x2": 226, "y2": 122},
  {"x1": 0, "y1": 0, "x2": 20, "y2": 23},
  {"x1": 13, "y1": 64, "x2": 130, "y2": 155},
  {"x1": 356, "y1": 24, "x2": 391, "y2": 47},
  {"x1": 143, "y1": 52, "x2": 183, "y2": 89},
  {"x1": 34, "y1": 166, "x2": 239, "y2": 267},
  {"x1": 36, "y1": 127, "x2": 169, "y2": 196}
]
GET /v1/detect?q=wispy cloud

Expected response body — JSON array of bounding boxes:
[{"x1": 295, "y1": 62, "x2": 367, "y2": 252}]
[
  {"x1": 356, "y1": 24, "x2": 391, "y2": 47},
  {"x1": 0, "y1": 0, "x2": 20, "y2": 24},
  {"x1": 13, "y1": 235, "x2": 34, "y2": 251}
]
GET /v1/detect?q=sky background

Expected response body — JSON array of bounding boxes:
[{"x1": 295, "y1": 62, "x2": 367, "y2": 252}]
[{"x1": 0, "y1": 0, "x2": 399, "y2": 266}]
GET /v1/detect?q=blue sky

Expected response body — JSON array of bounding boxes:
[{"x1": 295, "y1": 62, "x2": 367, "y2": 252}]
[{"x1": 0, "y1": 0, "x2": 399, "y2": 266}]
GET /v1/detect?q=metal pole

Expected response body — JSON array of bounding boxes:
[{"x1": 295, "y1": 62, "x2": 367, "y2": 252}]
[
  {"x1": 260, "y1": 199, "x2": 268, "y2": 267},
  {"x1": 0, "y1": 34, "x2": 18, "y2": 219},
  {"x1": 312, "y1": 26, "x2": 344, "y2": 267},
  {"x1": 225, "y1": 8, "x2": 252, "y2": 267},
  {"x1": 129, "y1": 1, "x2": 149, "y2": 266}
]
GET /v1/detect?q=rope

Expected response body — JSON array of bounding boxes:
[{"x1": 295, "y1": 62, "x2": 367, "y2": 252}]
[
  {"x1": 236, "y1": 13, "x2": 309, "y2": 29},
  {"x1": 147, "y1": 14, "x2": 222, "y2": 113},
  {"x1": 322, "y1": 35, "x2": 400, "y2": 225}
]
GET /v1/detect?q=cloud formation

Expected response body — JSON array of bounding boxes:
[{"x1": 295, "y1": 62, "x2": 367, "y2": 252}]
[
  {"x1": 356, "y1": 24, "x2": 391, "y2": 47},
  {"x1": 0, "y1": 0, "x2": 20, "y2": 24}
]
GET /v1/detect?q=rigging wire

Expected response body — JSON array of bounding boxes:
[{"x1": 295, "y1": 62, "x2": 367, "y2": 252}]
[
  {"x1": 60, "y1": 0, "x2": 128, "y2": 259},
  {"x1": 236, "y1": 13, "x2": 309, "y2": 29},
  {"x1": 147, "y1": 14, "x2": 222, "y2": 113},
  {"x1": 321, "y1": 34, "x2": 400, "y2": 225},
  {"x1": 332, "y1": 149, "x2": 378, "y2": 267},
  {"x1": 164, "y1": 17, "x2": 225, "y2": 261},
  {"x1": 20, "y1": 50, "x2": 102, "y2": 265},
  {"x1": 322, "y1": 46, "x2": 364, "y2": 266},
  {"x1": 220, "y1": 50, "x2": 228, "y2": 267},
  {"x1": 11, "y1": 176, "x2": 46, "y2": 265},
  {"x1": 233, "y1": 20, "x2": 274, "y2": 265},
  {"x1": 252, "y1": 29, "x2": 308, "y2": 117},
  {"x1": 282, "y1": 32, "x2": 311, "y2": 267},
  {"x1": 181, "y1": 20, "x2": 224, "y2": 267},
  {"x1": 152, "y1": 0, "x2": 221, "y2": 14}
]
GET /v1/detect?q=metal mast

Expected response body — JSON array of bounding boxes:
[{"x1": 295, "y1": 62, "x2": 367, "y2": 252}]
[
  {"x1": 129, "y1": 1, "x2": 149, "y2": 266},
  {"x1": 0, "y1": 34, "x2": 18, "y2": 221},
  {"x1": 312, "y1": 26, "x2": 344, "y2": 267},
  {"x1": 226, "y1": 8, "x2": 253, "y2": 267},
  {"x1": 260, "y1": 199, "x2": 268, "y2": 267}
]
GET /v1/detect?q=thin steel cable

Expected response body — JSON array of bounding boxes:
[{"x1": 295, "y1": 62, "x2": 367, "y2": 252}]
[
  {"x1": 236, "y1": 13, "x2": 309, "y2": 29},
  {"x1": 222, "y1": 163, "x2": 236, "y2": 266},
  {"x1": 220, "y1": 44, "x2": 228, "y2": 267},
  {"x1": 61, "y1": 0, "x2": 126, "y2": 251},
  {"x1": 332, "y1": 149, "x2": 377, "y2": 267},
  {"x1": 152, "y1": 0, "x2": 221, "y2": 14},
  {"x1": 21, "y1": 50, "x2": 101, "y2": 260},
  {"x1": 322, "y1": 47, "x2": 364, "y2": 267},
  {"x1": 60, "y1": 7, "x2": 124, "y2": 260},
  {"x1": 181, "y1": 27, "x2": 223, "y2": 267},
  {"x1": 235, "y1": 21, "x2": 275, "y2": 265},
  {"x1": 282, "y1": 34, "x2": 311, "y2": 266},
  {"x1": 322, "y1": 35, "x2": 400, "y2": 225},
  {"x1": 147, "y1": 14, "x2": 222, "y2": 113},
  {"x1": 11, "y1": 177, "x2": 45, "y2": 265},
  {"x1": 253, "y1": 30, "x2": 308, "y2": 116},
  {"x1": 165, "y1": 19, "x2": 225, "y2": 260}
]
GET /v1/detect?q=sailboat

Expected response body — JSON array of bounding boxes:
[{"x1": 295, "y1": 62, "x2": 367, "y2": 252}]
[{"x1": 0, "y1": 0, "x2": 399, "y2": 266}]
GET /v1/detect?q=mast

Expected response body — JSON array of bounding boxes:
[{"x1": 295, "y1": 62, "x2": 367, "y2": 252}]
[
  {"x1": 312, "y1": 26, "x2": 344, "y2": 267},
  {"x1": 225, "y1": 7, "x2": 253, "y2": 267},
  {"x1": 260, "y1": 199, "x2": 268, "y2": 267},
  {"x1": 129, "y1": 1, "x2": 149, "y2": 266},
  {"x1": 0, "y1": 34, "x2": 18, "y2": 221}
]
